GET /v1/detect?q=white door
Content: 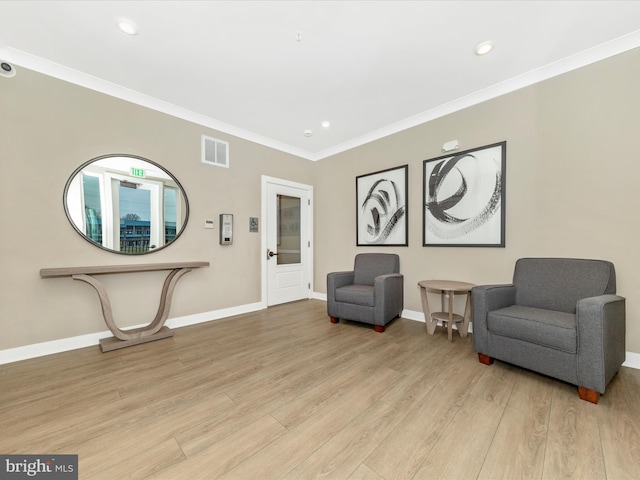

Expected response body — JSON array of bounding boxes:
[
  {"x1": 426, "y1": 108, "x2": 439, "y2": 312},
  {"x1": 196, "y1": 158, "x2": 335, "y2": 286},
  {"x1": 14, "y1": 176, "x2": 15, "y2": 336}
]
[
  {"x1": 106, "y1": 174, "x2": 162, "y2": 252},
  {"x1": 263, "y1": 177, "x2": 313, "y2": 306}
]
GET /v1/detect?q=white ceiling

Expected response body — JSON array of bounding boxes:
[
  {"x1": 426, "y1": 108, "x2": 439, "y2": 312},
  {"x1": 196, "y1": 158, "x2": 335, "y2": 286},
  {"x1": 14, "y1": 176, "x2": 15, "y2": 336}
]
[{"x1": 1, "y1": 1, "x2": 640, "y2": 161}]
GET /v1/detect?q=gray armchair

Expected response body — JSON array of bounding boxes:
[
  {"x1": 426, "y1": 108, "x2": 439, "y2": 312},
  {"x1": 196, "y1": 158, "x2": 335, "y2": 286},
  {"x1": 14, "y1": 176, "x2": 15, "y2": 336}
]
[
  {"x1": 327, "y1": 253, "x2": 403, "y2": 332},
  {"x1": 472, "y1": 257, "x2": 625, "y2": 404}
]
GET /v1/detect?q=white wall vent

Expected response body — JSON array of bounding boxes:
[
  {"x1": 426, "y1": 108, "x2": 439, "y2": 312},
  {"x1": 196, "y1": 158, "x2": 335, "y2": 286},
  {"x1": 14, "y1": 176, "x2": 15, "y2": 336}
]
[{"x1": 201, "y1": 135, "x2": 229, "y2": 168}]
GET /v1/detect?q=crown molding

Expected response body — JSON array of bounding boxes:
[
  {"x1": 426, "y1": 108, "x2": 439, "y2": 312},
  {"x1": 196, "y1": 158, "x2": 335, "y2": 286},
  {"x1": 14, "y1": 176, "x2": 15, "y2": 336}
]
[
  {"x1": 3, "y1": 29, "x2": 640, "y2": 162},
  {"x1": 311, "y1": 29, "x2": 640, "y2": 161},
  {"x1": 0, "y1": 46, "x2": 316, "y2": 160}
]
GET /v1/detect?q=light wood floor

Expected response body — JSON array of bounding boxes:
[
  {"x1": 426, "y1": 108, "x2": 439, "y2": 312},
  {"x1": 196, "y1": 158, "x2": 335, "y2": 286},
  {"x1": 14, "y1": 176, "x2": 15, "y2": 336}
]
[{"x1": 2, "y1": 299, "x2": 640, "y2": 479}]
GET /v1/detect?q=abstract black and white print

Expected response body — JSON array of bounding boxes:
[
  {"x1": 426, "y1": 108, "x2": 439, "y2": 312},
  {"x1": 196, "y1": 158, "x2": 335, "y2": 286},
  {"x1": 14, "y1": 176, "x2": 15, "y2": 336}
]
[
  {"x1": 423, "y1": 142, "x2": 505, "y2": 247},
  {"x1": 356, "y1": 165, "x2": 408, "y2": 246}
]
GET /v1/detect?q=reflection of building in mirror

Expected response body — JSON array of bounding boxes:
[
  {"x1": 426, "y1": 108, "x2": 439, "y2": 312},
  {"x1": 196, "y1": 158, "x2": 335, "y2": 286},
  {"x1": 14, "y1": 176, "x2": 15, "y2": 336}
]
[{"x1": 65, "y1": 155, "x2": 188, "y2": 254}]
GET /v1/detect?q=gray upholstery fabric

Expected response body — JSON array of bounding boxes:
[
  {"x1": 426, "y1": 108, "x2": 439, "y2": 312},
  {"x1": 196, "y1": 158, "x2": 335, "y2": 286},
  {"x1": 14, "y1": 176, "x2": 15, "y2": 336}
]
[
  {"x1": 353, "y1": 253, "x2": 400, "y2": 285},
  {"x1": 513, "y1": 258, "x2": 616, "y2": 313},
  {"x1": 473, "y1": 257, "x2": 625, "y2": 395},
  {"x1": 487, "y1": 305, "x2": 576, "y2": 353},
  {"x1": 327, "y1": 253, "x2": 403, "y2": 328},
  {"x1": 487, "y1": 335, "x2": 578, "y2": 386},
  {"x1": 576, "y1": 295, "x2": 626, "y2": 392},
  {"x1": 470, "y1": 284, "x2": 516, "y2": 354},
  {"x1": 335, "y1": 284, "x2": 375, "y2": 307}
]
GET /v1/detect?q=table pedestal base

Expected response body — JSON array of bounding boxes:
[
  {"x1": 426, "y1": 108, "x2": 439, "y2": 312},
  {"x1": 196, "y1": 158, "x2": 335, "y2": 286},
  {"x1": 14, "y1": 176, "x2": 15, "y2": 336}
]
[
  {"x1": 99, "y1": 326, "x2": 174, "y2": 352},
  {"x1": 418, "y1": 280, "x2": 475, "y2": 341},
  {"x1": 40, "y1": 261, "x2": 209, "y2": 352}
]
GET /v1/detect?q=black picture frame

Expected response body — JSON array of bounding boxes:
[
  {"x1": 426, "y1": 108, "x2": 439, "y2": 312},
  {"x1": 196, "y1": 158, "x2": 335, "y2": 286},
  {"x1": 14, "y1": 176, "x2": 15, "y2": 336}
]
[
  {"x1": 423, "y1": 141, "x2": 506, "y2": 247},
  {"x1": 356, "y1": 164, "x2": 408, "y2": 246}
]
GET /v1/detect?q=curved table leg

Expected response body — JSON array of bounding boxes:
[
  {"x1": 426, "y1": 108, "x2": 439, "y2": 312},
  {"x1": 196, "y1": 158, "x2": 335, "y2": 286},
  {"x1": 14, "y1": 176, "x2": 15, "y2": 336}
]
[
  {"x1": 73, "y1": 274, "x2": 123, "y2": 339},
  {"x1": 447, "y1": 290, "x2": 454, "y2": 341},
  {"x1": 145, "y1": 268, "x2": 192, "y2": 336},
  {"x1": 419, "y1": 285, "x2": 437, "y2": 334},
  {"x1": 73, "y1": 268, "x2": 193, "y2": 350},
  {"x1": 459, "y1": 291, "x2": 472, "y2": 338}
]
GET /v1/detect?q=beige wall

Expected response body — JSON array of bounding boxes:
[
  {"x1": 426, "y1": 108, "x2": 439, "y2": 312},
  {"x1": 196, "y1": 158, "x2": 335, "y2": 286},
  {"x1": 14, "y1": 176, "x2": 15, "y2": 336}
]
[
  {"x1": 314, "y1": 47, "x2": 640, "y2": 353},
  {"x1": 1, "y1": 47, "x2": 639, "y2": 354},
  {"x1": 0, "y1": 67, "x2": 314, "y2": 350}
]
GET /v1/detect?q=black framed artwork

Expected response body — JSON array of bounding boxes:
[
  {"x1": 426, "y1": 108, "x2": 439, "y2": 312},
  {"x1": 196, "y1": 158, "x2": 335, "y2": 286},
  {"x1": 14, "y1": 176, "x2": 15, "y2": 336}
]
[
  {"x1": 356, "y1": 164, "x2": 408, "y2": 246},
  {"x1": 423, "y1": 141, "x2": 506, "y2": 247}
]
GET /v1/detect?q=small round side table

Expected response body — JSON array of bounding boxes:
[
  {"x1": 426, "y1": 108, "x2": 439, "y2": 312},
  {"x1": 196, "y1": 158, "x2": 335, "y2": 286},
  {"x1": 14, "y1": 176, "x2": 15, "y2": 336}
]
[{"x1": 418, "y1": 280, "x2": 475, "y2": 341}]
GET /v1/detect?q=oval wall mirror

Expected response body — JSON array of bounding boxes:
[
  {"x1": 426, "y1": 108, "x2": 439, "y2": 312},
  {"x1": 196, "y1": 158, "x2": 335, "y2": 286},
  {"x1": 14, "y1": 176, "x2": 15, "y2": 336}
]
[{"x1": 64, "y1": 154, "x2": 189, "y2": 255}]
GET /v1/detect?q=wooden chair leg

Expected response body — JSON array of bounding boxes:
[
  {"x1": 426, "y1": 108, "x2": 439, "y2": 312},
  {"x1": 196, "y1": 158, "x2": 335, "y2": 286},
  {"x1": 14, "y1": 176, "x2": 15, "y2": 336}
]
[
  {"x1": 374, "y1": 325, "x2": 385, "y2": 333},
  {"x1": 330, "y1": 316, "x2": 339, "y2": 324},
  {"x1": 578, "y1": 386, "x2": 599, "y2": 404},
  {"x1": 478, "y1": 353, "x2": 494, "y2": 365}
]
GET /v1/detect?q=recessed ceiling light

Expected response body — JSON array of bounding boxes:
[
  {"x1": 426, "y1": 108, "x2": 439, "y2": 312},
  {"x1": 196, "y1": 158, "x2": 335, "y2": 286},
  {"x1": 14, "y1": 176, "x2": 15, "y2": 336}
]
[
  {"x1": 304, "y1": 129, "x2": 313, "y2": 137},
  {"x1": 321, "y1": 121, "x2": 331, "y2": 128},
  {"x1": 117, "y1": 18, "x2": 138, "y2": 36},
  {"x1": 475, "y1": 41, "x2": 493, "y2": 56}
]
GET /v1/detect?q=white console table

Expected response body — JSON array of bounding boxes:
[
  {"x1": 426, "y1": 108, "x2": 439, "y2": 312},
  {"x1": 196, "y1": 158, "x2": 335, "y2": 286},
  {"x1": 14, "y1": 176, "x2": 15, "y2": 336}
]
[{"x1": 40, "y1": 261, "x2": 209, "y2": 352}]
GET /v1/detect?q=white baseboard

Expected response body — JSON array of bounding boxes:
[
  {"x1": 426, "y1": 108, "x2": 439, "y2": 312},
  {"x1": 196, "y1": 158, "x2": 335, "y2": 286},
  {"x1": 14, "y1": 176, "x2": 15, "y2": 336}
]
[
  {"x1": 0, "y1": 331, "x2": 112, "y2": 366},
  {"x1": 321, "y1": 296, "x2": 639, "y2": 370},
  {"x1": 3, "y1": 297, "x2": 638, "y2": 371},
  {"x1": 167, "y1": 301, "x2": 265, "y2": 329},
  {"x1": 402, "y1": 308, "x2": 473, "y2": 333},
  {"x1": 0, "y1": 301, "x2": 266, "y2": 366},
  {"x1": 623, "y1": 351, "x2": 640, "y2": 369},
  {"x1": 401, "y1": 308, "x2": 424, "y2": 323}
]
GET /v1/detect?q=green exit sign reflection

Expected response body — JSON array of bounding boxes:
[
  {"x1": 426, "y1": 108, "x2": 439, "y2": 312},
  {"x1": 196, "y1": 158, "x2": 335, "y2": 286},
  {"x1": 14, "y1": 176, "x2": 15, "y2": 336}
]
[{"x1": 130, "y1": 167, "x2": 145, "y2": 178}]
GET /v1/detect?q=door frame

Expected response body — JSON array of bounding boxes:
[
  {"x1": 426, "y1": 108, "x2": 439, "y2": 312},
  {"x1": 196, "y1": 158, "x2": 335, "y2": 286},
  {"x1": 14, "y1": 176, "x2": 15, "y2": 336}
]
[
  {"x1": 261, "y1": 175, "x2": 314, "y2": 306},
  {"x1": 105, "y1": 172, "x2": 162, "y2": 251}
]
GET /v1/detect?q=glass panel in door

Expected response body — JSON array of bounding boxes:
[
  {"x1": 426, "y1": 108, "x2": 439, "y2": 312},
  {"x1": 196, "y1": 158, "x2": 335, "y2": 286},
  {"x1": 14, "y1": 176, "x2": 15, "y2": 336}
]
[
  {"x1": 277, "y1": 194, "x2": 301, "y2": 265},
  {"x1": 119, "y1": 184, "x2": 151, "y2": 253}
]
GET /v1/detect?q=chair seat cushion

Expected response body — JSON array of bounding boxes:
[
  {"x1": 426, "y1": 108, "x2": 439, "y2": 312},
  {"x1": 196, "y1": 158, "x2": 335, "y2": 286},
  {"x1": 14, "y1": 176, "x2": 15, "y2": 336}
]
[
  {"x1": 335, "y1": 284, "x2": 375, "y2": 307},
  {"x1": 487, "y1": 305, "x2": 577, "y2": 353}
]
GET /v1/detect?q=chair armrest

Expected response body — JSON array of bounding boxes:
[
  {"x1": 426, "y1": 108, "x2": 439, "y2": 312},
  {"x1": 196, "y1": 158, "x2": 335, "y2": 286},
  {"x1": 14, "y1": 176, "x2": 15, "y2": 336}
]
[
  {"x1": 327, "y1": 271, "x2": 355, "y2": 292},
  {"x1": 576, "y1": 294, "x2": 626, "y2": 393},
  {"x1": 471, "y1": 284, "x2": 516, "y2": 353},
  {"x1": 327, "y1": 271, "x2": 355, "y2": 317},
  {"x1": 374, "y1": 273, "x2": 404, "y2": 324},
  {"x1": 374, "y1": 273, "x2": 404, "y2": 293}
]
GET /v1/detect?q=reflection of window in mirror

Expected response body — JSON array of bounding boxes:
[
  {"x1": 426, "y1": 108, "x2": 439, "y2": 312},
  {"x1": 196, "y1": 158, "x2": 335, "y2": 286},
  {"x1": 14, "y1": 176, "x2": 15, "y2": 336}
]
[
  {"x1": 117, "y1": 182, "x2": 157, "y2": 253},
  {"x1": 164, "y1": 187, "x2": 178, "y2": 244},
  {"x1": 82, "y1": 174, "x2": 103, "y2": 244},
  {"x1": 64, "y1": 155, "x2": 189, "y2": 255}
]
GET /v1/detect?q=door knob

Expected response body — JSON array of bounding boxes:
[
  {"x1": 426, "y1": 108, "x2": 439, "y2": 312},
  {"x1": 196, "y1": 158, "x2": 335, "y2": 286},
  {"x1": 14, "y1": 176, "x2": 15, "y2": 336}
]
[{"x1": 267, "y1": 249, "x2": 278, "y2": 260}]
